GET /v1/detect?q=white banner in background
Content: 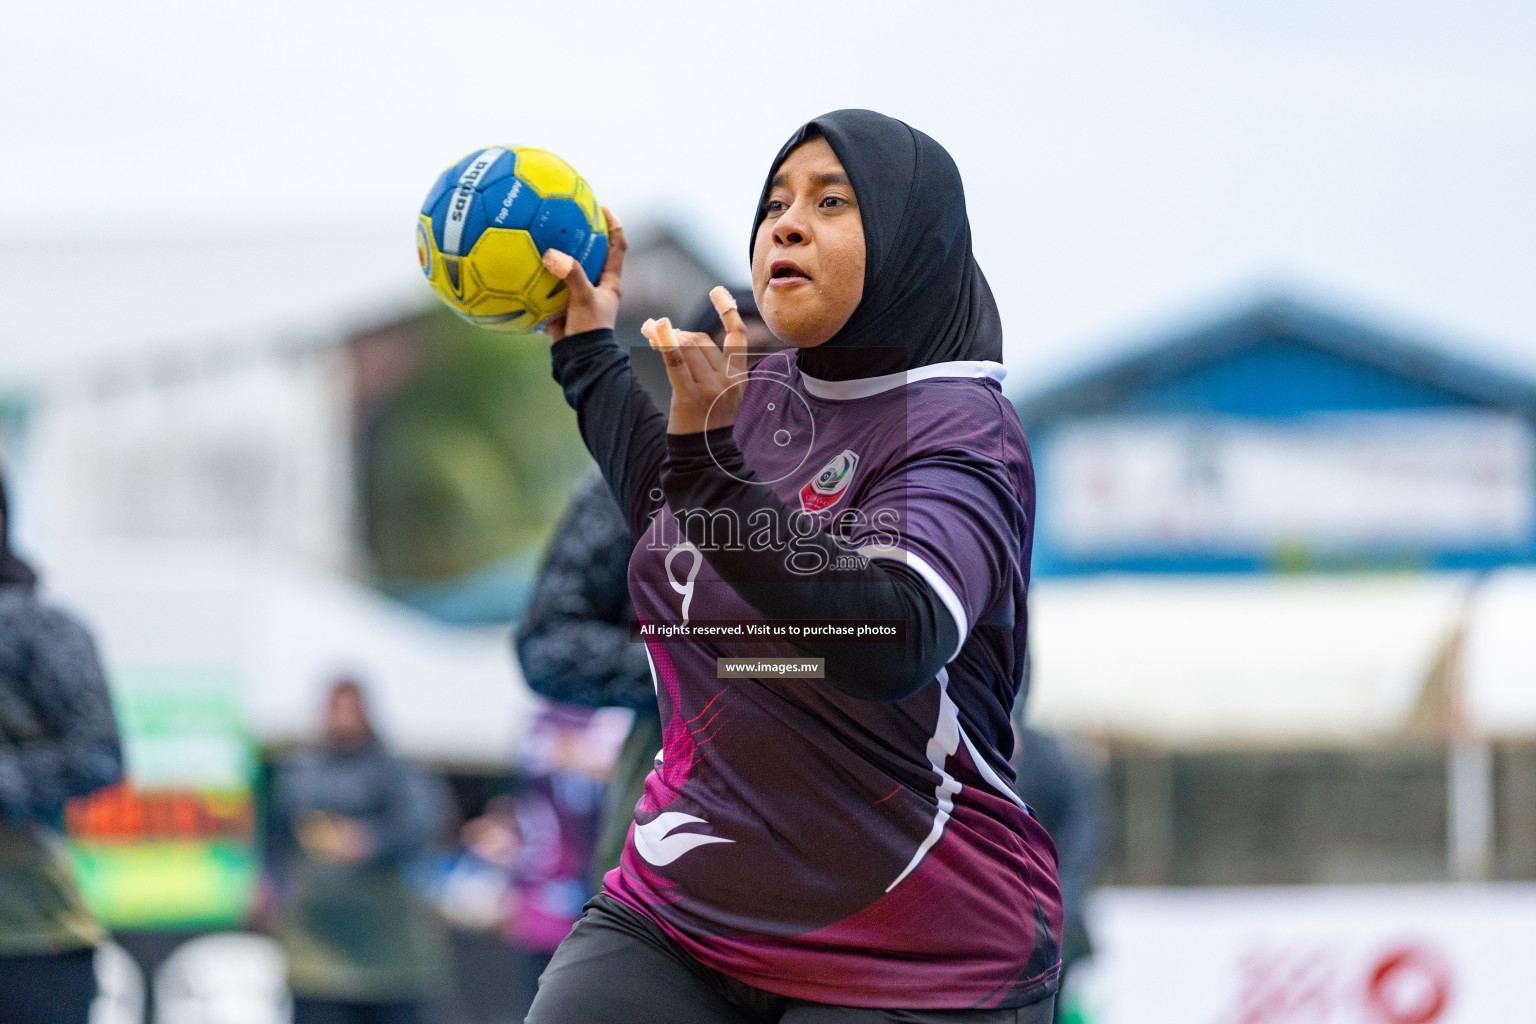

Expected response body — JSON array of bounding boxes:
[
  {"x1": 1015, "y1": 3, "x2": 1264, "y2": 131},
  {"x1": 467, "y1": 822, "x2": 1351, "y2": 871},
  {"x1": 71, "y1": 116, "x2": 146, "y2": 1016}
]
[
  {"x1": 1046, "y1": 412, "x2": 1535, "y2": 553},
  {"x1": 1075, "y1": 886, "x2": 1536, "y2": 1024}
]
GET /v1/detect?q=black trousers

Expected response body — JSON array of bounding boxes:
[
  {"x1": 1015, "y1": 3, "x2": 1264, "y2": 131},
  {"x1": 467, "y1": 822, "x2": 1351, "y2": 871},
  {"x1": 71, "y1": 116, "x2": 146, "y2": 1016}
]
[
  {"x1": 526, "y1": 895, "x2": 1055, "y2": 1024},
  {"x1": 0, "y1": 948, "x2": 96, "y2": 1024}
]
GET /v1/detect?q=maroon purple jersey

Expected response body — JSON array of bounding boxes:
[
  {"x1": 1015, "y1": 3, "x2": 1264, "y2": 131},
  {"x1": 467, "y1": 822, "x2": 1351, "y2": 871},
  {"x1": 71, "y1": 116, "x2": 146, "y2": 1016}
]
[{"x1": 605, "y1": 353, "x2": 1061, "y2": 1010}]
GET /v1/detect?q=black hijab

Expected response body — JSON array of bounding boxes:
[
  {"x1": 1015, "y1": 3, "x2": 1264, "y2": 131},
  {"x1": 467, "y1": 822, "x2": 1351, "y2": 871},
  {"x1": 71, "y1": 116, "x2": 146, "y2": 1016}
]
[
  {"x1": 0, "y1": 470, "x2": 37, "y2": 589},
  {"x1": 750, "y1": 109, "x2": 1003, "y2": 382}
]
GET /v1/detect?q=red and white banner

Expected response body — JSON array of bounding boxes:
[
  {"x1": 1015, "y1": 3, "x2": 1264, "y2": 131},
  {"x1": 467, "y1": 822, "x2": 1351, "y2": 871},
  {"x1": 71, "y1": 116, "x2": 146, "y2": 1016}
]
[{"x1": 1073, "y1": 885, "x2": 1536, "y2": 1024}]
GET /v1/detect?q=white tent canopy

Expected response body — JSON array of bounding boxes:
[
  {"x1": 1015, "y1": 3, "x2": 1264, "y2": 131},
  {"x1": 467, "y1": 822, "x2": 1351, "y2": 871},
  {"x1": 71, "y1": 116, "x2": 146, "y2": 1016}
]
[
  {"x1": 0, "y1": 235, "x2": 427, "y2": 390},
  {"x1": 1463, "y1": 568, "x2": 1536, "y2": 737},
  {"x1": 45, "y1": 543, "x2": 538, "y2": 766},
  {"x1": 41, "y1": 544, "x2": 1536, "y2": 757},
  {"x1": 1026, "y1": 573, "x2": 1477, "y2": 746}
]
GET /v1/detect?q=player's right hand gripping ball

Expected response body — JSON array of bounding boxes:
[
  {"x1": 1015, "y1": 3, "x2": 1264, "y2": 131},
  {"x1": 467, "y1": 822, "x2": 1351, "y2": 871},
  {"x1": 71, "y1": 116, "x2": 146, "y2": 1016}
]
[{"x1": 416, "y1": 147, "x2": 607, "y2": 332}]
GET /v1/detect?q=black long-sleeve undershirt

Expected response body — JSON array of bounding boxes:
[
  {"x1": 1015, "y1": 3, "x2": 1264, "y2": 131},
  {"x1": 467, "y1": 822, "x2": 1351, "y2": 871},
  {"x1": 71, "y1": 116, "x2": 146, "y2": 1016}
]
[
  {"x1": 549, "y1": 328, "x2": 958, "y2": 702},
  {"x1": 550, "y1": 329, "x2": 668, "y2": 540}
]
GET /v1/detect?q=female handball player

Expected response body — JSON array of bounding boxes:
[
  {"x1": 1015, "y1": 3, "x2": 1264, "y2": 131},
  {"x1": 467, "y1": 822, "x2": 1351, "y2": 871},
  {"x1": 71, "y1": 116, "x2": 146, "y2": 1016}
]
[{"x1": 527, "y1": 109, "x2": 1060, "y2": 1024}]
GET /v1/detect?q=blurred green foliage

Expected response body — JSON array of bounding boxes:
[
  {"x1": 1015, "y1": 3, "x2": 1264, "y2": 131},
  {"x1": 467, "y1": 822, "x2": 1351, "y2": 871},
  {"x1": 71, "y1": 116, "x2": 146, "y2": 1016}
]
[{"x1": 361, "y1": 310, "x2": 593, "y2": 582}]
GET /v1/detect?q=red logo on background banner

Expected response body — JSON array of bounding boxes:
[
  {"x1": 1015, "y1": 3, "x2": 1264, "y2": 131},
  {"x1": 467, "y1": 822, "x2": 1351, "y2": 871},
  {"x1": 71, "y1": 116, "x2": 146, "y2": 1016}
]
[
  {"x1": 1366, "y1": 947, "x2": 1452, "y2": 1024},
  {"x1": 800, "y1": 450, "x2": 859, "y2": 514},
  {"x1": 1217, "y1": 943, "x2": 1454, "y2": 1024}
]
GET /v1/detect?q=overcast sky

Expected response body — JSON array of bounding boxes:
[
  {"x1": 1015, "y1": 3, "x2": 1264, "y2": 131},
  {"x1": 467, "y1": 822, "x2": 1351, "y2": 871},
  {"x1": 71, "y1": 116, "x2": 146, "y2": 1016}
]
[{"x1": 4, "y1": 0, "x2": 1534, "y2": 393}]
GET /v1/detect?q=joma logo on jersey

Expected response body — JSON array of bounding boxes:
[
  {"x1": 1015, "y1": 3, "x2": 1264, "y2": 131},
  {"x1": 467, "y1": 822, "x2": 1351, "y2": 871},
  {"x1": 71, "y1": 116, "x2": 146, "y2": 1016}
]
[{"x1": 800, "y1": 450, "x2": 859, "y2": 514}]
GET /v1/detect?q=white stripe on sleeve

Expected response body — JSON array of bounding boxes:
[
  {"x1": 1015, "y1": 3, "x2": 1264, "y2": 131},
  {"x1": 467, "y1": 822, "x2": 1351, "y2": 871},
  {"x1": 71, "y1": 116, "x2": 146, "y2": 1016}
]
[{"x1": 858, "y1": 544, "x2": 969, "y2": 662}]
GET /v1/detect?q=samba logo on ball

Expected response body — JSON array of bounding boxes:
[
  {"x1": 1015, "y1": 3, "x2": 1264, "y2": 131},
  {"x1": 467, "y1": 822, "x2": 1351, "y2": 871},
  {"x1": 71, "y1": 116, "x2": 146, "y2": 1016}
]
[{"x1": 416, "y1": 146, "x2": 607, "y2": 332}]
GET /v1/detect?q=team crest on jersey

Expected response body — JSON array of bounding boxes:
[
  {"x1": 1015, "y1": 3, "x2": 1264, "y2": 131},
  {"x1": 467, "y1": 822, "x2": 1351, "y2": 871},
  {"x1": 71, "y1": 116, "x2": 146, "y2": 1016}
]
[{"x1": 800, "y1": 449, "x2": 859, "y2": 514}]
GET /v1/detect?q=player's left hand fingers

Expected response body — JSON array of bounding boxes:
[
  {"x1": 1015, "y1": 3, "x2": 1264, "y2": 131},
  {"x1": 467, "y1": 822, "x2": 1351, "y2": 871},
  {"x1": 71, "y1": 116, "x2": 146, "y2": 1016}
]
[
  {"x1": 676, "y1": 328, "x2": 745, "y2": 431},
  {"x1": 643, "y1": 318, "x2": 698, "y2": 387},
  {"x1": 672, "y1": 328, "x2": 730, "y2": 383},
  {"x1": 710, "y1": 286, "x2": 749, "y2": 379}
]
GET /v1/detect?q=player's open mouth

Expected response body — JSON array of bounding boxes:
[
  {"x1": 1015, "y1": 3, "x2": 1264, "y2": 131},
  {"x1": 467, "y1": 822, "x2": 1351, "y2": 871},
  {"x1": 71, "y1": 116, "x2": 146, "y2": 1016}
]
[{"x1": 769, "y1": 260, "x2": 811, "y2": 286}]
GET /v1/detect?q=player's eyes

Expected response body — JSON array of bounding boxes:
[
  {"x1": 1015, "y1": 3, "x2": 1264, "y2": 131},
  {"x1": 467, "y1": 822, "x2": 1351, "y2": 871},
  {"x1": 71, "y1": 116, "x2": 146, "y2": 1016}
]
[
  {"x1": 820, "y1": 194, "x2": 851, "y2": 209},
  {"x1": 762, "y1": 198, "x2": 788, "y2": 216}
]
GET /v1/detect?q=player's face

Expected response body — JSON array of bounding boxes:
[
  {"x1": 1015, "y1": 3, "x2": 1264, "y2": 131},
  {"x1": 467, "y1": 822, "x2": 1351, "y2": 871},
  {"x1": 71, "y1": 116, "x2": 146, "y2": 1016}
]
[{"x1": 751, "y1": 138, "x2": 865, "y2": 349}]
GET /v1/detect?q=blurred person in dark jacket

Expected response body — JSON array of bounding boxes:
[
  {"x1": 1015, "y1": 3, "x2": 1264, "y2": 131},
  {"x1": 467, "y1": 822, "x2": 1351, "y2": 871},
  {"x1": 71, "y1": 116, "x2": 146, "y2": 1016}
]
[
  {"x1": 269, "y1": 678, "x2": 450, "y2": 1024},
  {"x1": 514, "y1": 290, "x2": 773, "y2": 885},
  {"x1": 0, "y1": 471, "x2": 123, "y2": 1023}
]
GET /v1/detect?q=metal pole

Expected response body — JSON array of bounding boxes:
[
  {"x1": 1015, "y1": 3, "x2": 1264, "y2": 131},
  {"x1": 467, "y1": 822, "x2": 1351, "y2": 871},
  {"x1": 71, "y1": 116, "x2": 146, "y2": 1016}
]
[{"x1": 1448, "y1": 737, "x2": 1493, "y2": 881}]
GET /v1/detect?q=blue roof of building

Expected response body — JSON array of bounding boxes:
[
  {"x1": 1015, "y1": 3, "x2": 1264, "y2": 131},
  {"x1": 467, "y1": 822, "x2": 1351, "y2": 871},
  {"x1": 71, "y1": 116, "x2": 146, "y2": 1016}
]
[
  {"x1": 1017, "y1": 296, "x2": 1536, "y2": 577},
  {"x1": 1016, "y1": 296, "x2": 1536, "y2": 427}
]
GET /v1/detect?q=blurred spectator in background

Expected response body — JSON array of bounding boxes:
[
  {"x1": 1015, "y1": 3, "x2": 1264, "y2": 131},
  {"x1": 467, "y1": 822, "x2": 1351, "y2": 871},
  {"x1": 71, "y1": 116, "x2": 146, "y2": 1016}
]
[
  {"x1": 1011, "y1": 722, "x2": 1107, "y2": 1024},
  {"x1": 439, "y1": 794, "x2": 522, "y2": 933},
  {"x1": 267, "y1": 678, "x2": 450, "y2": 1024},
  {"x1": 0, "y1": 470, "x2": 124, "y2": 1024},
  {"x1": 515, "y1": 289, "x2": 773, "y2": 887},
  {"x1": 515, "y1": 472, "x2": 656, "y2": 888},
  {"x1": 456, "y1": 704, "x2": 624, "y2": 1020}
]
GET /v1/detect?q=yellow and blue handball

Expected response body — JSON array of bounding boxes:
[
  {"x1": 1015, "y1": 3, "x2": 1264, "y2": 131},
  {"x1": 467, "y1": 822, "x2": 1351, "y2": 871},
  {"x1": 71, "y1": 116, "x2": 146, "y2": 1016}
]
[{"x1": 416, "y1": 146, "x2": 608, "y2": 332}]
